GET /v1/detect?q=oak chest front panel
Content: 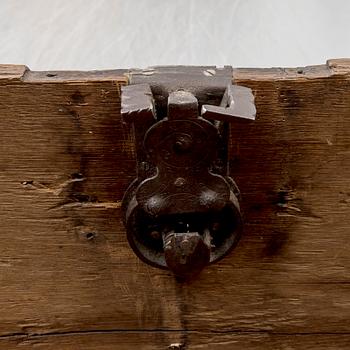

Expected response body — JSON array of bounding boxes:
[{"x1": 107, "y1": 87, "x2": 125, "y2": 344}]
[{"x1": 0, "y1": 60, "x2": 349, "y2": 349}]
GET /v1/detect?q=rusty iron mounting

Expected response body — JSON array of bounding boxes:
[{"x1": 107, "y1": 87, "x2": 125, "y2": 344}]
[{"x1": 121, "y1": 66, "x2": 255, "y2": 280}]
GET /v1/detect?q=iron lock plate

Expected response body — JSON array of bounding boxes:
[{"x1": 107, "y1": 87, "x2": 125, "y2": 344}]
[{"x1": 121, "y1": 66, "x2": 255, "y2": 280}]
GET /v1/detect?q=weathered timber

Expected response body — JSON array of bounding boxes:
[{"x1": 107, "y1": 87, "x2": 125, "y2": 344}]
[{"x1": 0, "y1": 60, "x2": 349, "y2": 349}]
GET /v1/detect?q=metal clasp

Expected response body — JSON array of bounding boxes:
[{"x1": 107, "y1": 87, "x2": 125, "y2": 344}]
[{"x1": 121, "y1": 66, "x2": 255, "y2": 280}]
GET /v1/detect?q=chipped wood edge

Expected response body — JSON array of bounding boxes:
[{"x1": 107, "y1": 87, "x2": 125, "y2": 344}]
[
  {"x1": 1, "y1": 58, "x2": 350, "y2": 84},
  {"x1": 0, "y1": 65, "x2": 128, "y2": 84},
  {"x1": 234, "y1": 58, "x2": 350, "y2": 81}
]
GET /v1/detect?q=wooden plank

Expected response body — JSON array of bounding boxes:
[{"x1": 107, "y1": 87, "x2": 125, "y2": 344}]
[
  {"x1": 0, "y1": 60, "x2": 349, "y2": 348},
  {"x1": 0, "y1": 332, "x2": 350, "y2": 350}
]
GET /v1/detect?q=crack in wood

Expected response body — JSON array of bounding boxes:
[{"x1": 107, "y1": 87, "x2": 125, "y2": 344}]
[{"x1": 2, "y1": 329, "x2": 350, "y2": 341}]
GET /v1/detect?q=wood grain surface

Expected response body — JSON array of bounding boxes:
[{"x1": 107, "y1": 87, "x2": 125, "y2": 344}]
[{"x1": 0, "y1": 60, "x2": 349, "y2": 349}]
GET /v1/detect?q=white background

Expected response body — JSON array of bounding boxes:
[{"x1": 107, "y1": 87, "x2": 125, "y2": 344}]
[{"x1": 0, "y1": 0, "x2": 349, "y2": 70}]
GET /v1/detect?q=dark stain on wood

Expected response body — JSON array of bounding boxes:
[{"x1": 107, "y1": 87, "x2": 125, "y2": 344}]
[
  {"x1": 278, "y1": 87, "x2": 302, "y2": 110},
  {"x1": 70, "y1": 91, "x2": 86, "y2": 105}
]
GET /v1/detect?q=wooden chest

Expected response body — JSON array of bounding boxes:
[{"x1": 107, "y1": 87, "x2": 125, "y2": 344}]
[{"x1": 0, "y1": 59, "x2": 349, "y2": 349}]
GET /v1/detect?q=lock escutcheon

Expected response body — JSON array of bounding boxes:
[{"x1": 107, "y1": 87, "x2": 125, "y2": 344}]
[{"x1": 121, "y1": 66, "x2": 255, "y2": 280}]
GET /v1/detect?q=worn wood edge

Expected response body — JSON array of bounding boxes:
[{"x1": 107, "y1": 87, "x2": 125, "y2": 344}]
[
  {"x1": 1, "y1": 58, "x2": 349, "y2": 84},
  {"x1": 327, "y1": 58, "x2": 350, "y2": 75},
  {"x1": 0, "y1": 64, "x2": 28, "y2": 80},
  {"x1": 0, "y1": 65, "x2": 128, "y2": 83},
  {"x1": 23, "y1": 69, "x2": 128, "y2": 83},
  {"x1": 232, "y1": 58, "x2": 350, "y2": 80},
  {"x1": 234, "y1": 58, "x2": 350, "y2": 81}
]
